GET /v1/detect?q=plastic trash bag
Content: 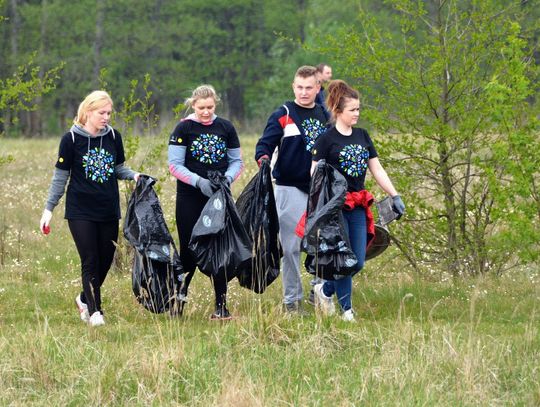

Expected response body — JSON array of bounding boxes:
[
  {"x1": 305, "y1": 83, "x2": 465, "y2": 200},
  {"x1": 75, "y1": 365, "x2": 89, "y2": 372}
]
[
  {"x1": 301, "y1": 160, "x2": 358, "y2": 280},
  {"x1": 123, "y1": 175, "x2": 183, "y2": 314},
  {"x1": 235, "y1": 159, "x2": 281, "y2": 293},
  {"x1": 189, "y1": 171, "x2": 252, "y2": 281}
]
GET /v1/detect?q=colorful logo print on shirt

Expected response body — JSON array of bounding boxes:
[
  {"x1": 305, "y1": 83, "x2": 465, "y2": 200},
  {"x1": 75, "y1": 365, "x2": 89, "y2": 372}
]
[
  {"x1": 339, "y1": 144, "x2": 370, "y2": 177},
  {"x1": 191, "y1": 134, "x2": 226, "y2": 164},
  {"x1": 83, "y1": 147, "x2": 114, "y2": 183},
  {"x1": 301, "y1": 118, "x2": 325, "y2": 152}
]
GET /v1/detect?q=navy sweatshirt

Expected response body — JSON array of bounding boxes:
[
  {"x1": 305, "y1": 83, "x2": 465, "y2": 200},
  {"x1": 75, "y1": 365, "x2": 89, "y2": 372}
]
[{"x1": 255, "y1": 101, "x2": 328, "y2": 193}]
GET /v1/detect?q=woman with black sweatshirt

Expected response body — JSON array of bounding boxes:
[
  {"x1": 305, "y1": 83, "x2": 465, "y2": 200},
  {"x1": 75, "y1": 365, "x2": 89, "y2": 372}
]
[
  {"x1": 168, "y1": 84, "x2": 243, "y2": 320},
  {"x1": 39, "y1": 90, "x2": 139, "y2": 327}
]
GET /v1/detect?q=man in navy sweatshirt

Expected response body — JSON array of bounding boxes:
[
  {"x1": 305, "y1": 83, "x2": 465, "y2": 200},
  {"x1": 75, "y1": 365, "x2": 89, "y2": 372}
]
[{"x1": 255, "y1": 65, "x2": 329, "y2": 313}]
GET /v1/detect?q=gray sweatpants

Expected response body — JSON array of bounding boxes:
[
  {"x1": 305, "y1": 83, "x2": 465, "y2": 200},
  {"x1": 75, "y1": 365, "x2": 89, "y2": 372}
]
[{"x1": 275, "y1": 185, "x2": 308, "y2": 305}]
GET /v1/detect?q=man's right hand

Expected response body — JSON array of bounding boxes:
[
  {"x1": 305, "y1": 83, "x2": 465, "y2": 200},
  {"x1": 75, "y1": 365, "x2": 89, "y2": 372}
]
[{"x1": 257, "y1": 155, "x2": 270, "y2": 168}]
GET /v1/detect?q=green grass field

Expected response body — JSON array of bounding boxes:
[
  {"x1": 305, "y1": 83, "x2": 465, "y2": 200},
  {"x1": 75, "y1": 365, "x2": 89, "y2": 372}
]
[{"x1": 0, "y1": 137, "x2": 539, "y2": 406}]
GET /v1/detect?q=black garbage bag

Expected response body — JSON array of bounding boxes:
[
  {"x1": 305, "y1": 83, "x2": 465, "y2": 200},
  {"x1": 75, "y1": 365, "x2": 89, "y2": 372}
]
[
  {"x1": 123, "y1": 175, "x2": 183, "y2": 314},
  {"x1": 235, "y1": 159, "x2": 281, "y2": 293},
  {"x1": 189, "y1": 171, "x2": 252, "y2": 280},
  {"x1": 301, "y1": 161, "x2": 358, "y2": 280}
]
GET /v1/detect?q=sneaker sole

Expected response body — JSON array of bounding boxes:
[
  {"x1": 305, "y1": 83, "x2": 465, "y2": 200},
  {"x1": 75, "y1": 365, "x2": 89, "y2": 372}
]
[{"x1": 75, "y1": 298, "x2": 89, "y2": 322}]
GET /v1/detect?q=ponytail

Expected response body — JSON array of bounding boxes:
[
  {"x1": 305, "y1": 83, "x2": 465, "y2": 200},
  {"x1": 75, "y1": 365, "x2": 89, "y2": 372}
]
[{"x1": 326, "y1": 80, "x2": 359, "y2": 122}]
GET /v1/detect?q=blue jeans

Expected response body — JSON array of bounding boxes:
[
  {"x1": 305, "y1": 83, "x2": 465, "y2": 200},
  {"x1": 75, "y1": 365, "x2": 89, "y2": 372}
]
[{"x1": 322, "y1": 207, "x2": 367, "y2": 311}]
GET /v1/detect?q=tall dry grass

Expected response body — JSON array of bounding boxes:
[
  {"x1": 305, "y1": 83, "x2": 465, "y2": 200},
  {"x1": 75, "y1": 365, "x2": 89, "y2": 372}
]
[{"x1": 0, "y1": 138, "x2": 538, "y2": 406}]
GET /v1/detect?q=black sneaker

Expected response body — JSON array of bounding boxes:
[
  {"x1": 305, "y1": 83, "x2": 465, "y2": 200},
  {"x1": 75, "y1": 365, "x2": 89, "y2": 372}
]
[
  {"x1": 170, "y1": 297, "x2": 187, "y2": 317},
  {"x1": 210, "y1": 307, "x2": 232, "y2": 321},
  {"x1": 170, "y1": 292, "x2": 188, "y2": 317}
]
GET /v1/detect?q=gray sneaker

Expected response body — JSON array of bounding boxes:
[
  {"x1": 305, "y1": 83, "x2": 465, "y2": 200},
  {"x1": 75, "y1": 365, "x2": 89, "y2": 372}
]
[
  {"x1": 283, "y1": 301, "x2": 309, "y2": 316},
  {"x1": 307, "y1": 289, "x2": 315, "y2": 306}
]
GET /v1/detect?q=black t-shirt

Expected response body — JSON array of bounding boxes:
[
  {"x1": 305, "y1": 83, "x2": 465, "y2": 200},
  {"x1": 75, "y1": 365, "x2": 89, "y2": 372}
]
[
  {"x1": 55, "y1": 128, "x2": 125, "y2": 221},
  {"x1": 294, "y1": 104, "x2": 328, "y2": 153},
  {"x1": 312, "y1": 126, "x2": 378, "y2": 191},
  {"x1": 169, "y1": 117, "x2": 240, "y2": 190}
]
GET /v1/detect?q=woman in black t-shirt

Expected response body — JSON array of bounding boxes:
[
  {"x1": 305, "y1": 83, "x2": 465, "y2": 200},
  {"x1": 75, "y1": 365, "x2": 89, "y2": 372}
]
[
  {"x1": 168, "y1": 84, "x2": 244, "y2": 320},
  {"x1": 40, "y1": 91, "x2": 139, "y2": 327},
  {"x1": 311, "y1": 80, "x2": 405, "y2": 322}
]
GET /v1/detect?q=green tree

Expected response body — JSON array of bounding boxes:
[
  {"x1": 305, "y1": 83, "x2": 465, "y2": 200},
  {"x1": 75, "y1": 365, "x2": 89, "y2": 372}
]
[
  {"x1": 314, "y1": 0, "x2": 539, "y2": 276},
  {"x1": 0, "y1": 0, "x2": 61, "y2": 141},
  {"x1": 0, "y1": 0, "x2": 307, "y2": 133},
  {"x1": 176, "y1": 0, "x2": 305, "y2": 125}
]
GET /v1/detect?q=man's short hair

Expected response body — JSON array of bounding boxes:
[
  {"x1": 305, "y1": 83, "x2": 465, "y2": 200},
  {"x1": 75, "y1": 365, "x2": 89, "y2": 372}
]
[
  {"x1": 316, "y1": 63, "x2": 330, "y2": 73},
  {"x1": 295, "y1": 65, "x2": 318, "y2": 79}
]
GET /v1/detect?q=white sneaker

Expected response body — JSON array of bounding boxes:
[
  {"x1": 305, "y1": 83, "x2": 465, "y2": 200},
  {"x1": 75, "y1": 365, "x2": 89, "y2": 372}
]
[
  {"x1": 89, "y1": 311, "x2": 105, "y2": 327},
  {"x1": 313, "y1": 283, "x2": 335, "y2": 316},
  {"x1": 342, "y1": 309, "x2": 356, "y2": 322},
  {"x1": 75, "y1": 294, "x2": 89, "y2": 322}
]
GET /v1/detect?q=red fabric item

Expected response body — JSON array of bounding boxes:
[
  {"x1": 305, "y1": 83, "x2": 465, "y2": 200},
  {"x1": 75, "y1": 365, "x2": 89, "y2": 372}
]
[
  {"x1": 295, "y1": 211, "x2": 307, "y2": 238},
  {"x1": 257, "y1": 154, "x2": 270, "y2": 168},
  {"x1": 343, "y1": 190, "x2": 376, "y2": 249}
]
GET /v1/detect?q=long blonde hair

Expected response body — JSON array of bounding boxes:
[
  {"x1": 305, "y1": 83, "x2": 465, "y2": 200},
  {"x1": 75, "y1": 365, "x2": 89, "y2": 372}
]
[{"x1": 74, "y1": 90, "x2": 113, "y2": 126}]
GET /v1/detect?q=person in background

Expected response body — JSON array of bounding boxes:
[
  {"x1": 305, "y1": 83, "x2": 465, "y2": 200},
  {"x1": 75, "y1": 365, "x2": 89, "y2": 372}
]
[
  {"x1": 255, "y1": 66, "x2": 329, "y2": 314},
  {"x1": 315, "y1": 63, "x2": 333, "y2": 113},
  {"x1": 39, "y1": 90, "x2": 140, "y2": 327},
  {"x1": 310, "y1": 80, "x2": 405, "y2": 322},
  {"x1": 168, "y1": 84, "x2": 243, "y2": 320}
]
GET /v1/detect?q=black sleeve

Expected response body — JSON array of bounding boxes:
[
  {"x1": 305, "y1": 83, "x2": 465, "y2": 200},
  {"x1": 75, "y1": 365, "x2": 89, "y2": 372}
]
[
  {"x1": 365, "y1": 130, "x2": 378, "y2": 158},
  {"x1": 169, "y1": 121, "x2": 190, "y2": 147},
  {"x1": 55, "y1": 133, "x2": 74, "y2": 170},
  {"x1": 223, "y1": 119, "x2": 240, "y2": 148},
  {"x1": 114, "y1": 129, "x2": 127, "y2": 165}
]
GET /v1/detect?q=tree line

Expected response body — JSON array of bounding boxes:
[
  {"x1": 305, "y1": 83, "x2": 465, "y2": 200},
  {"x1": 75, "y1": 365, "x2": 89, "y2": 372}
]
[{"x1": 1, "y1": 0, "x2": 315, "y2": 136}]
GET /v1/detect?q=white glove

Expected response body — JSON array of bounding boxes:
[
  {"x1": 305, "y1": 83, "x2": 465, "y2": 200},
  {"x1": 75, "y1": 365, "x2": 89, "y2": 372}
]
[{"x1": 40, "y1": 209, "x2": 52, "y2": 234}]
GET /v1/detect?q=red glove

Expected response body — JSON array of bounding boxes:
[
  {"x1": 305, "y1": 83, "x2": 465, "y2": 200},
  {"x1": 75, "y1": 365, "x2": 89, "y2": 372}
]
[
  {"x1": 257, "y1": 154, "x2": 270, "y2": 168},
  {"x1": 295, "y1": 211, "x2": 307, "y2": 238}
]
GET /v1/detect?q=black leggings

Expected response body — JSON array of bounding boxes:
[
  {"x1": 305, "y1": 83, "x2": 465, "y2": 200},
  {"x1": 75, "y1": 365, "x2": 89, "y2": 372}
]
[
  {"x1": 176, "y1": 189, "x2": 228, "y2": 309},
  {"x1": 68, "y1": 219, "x2": 118, "y2": 315}
]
